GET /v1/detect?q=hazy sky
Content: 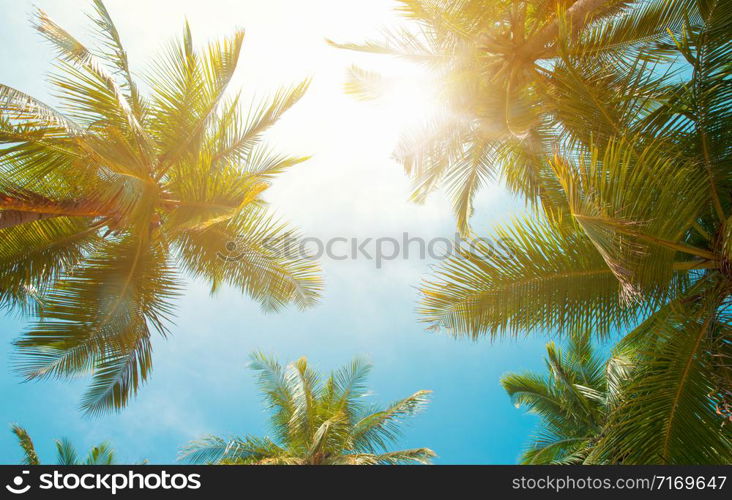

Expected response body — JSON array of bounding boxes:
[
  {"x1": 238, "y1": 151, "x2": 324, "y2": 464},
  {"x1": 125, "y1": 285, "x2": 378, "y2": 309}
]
[{"x1": 0, "y1": 0, "x2": 553, "y2": 464}]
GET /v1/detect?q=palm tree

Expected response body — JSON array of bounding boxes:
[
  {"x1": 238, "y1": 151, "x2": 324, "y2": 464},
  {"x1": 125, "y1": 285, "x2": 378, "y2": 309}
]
[
  {"x1": 421, "y1": 1, "x2": 732, "y2": 464},
  {"x1": 502, "y1": 334, "x2": 632, "y2": 464},
  {"x1": 12, "y1": 425, "x2": 116, "y2": 465},
  {"x1": 333, "y1": 0, "x2": 693, "y2": 233},
  {"x1": 339, "y1": 1, "x2": 732, "y2": 463},
  {"x1": 181, "y1": 353, "x2": 435, "y2": 464},
  {"x1": 0, "y1": 1, "x2": 322, "y2": 414}
]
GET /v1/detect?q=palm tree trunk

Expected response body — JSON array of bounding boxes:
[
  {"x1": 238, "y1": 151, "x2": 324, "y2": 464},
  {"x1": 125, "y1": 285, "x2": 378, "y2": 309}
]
[
  {"x1": 0, "y1": 210, "x2": 62, "y2": 230},
  {"x1": 520, "y1": 0, "x2": 613, "y2": 58},
  {"x1": 0, "y1": 197, "x2": 108, "y2": 230}
]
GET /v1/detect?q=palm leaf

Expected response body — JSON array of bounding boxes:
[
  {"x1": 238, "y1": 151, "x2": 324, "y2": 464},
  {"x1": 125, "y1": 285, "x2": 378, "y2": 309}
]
[
  {"x1": 554, "y1": 135, "x2": 713, "y2": 300},
  {"x1": 11, "y1": 425, "x2": 40, "y2": 465},
  {"x1": 419, "y1": 216, "x2": 667, "y2": 338},
  {"x1": 14, "y1": 236, "x2": 181, "y2": 414},
  {"x1": 589, "y1": 288, "x2": 732, "y2": 464},
  {"x1": 84, "y1": 442, "x2": 116, "y2": 465},
  {"x1": 55, "y1": 438, "x2": 79, "y2": 465},
  {"x1": 352, "y1": 390, "x2": 431, "y2": 453}
]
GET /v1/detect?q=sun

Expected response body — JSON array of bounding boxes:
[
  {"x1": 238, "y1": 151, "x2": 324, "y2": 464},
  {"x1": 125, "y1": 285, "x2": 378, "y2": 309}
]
[
  {"x1": 343, "y1": 58, "x2": 444, "y2": 149},
  {"x1": 380, "y1": 69, "x2": 443, "y2": 133}
]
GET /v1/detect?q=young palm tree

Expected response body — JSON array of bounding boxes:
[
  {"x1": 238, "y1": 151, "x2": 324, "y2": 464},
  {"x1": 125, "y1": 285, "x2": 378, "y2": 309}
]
[
  {"x1": 181, "y1": 353, "x2": 435, "y2": 465},
  {"x1": 339, "y1": 1, "x2": 732, "y2": 463},
  {"x1": 502, "y1": 334, "x2": 632, "y2": 464},
  {"x1": 12, "y1": 425, "x2": 116, "y2": 465},
  {"x1": 0, "y1": 1, "x2": 322, "y2": 414}
]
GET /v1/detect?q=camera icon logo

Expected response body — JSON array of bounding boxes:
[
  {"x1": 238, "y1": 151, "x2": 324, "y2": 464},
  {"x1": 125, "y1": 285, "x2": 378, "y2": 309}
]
[{"x1": 5, "y1": 470, "x2": 31, "y2": 494}]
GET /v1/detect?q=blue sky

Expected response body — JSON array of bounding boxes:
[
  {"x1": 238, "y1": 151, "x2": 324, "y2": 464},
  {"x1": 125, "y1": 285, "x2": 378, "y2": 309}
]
[{"x1": 0, "y1": 0, "x2": 556, "y2": 464}]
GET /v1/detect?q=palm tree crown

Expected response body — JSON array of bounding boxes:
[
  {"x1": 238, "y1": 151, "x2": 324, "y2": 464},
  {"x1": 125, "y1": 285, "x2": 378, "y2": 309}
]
[
  {"x1": 181, "y1": 353, "x2": 436, "y2": 465},
  {"x1": 334, "y1": 0, "x2": 687, "y2": 233},
  {"x1": 502, "y1": 334, "x2": 632, "y2": 464},
  {"x1": 0, "y1": 0, "x2": 322, "y2": 414}
]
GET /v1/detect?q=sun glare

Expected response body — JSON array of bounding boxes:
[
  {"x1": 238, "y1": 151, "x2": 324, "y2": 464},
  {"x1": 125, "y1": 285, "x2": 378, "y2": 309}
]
[
  {"x1": 339, "y1": 57, "x2": 444, "y2": 150},
  {"x1": 379, "y1": 68, "x2": 442, "y2": 134}
]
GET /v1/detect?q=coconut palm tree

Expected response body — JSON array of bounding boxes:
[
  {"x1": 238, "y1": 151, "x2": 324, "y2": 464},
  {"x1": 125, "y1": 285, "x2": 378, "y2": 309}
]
[
  {"x1": 502, "y1": 334, "x2": 632, "y2": 464},
  {"x1": 333, "y1": 0, "x2": 695, "y2": 233},
  {"x1": 0, "y1": 1, "x2": 322, "y2": 414},
  {"x1": 339, "y1": 0, "x2": 732, "y2": 463},
  {"x1": 181, "y1": 353, "x2": 435, "y2": 465},
  {"x1": 12, "y1": 425, "x2": 116, "y2": 465},
  {"x1": 420, "y1": 0, "x2": 732, "y2": 463}
]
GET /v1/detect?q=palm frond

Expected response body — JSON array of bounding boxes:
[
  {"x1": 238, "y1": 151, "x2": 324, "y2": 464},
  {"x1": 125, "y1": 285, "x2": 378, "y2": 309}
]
[
  {"x1": 0, "y1": 84, "x2": 83, "y2": 135},
  {"x1": 55, "y1": 438, "x2": 79, "y2": 465},
  {"x1": 0, "y1": 217, "x2": 100, "y2": 314},
  {"x1": 84, "y1": 442, "x2": 116, "y2": 465},
  {"x1": 371, "y1": 447, "x2": 436, "y2": 465},
  {"x1": 89, "y1": 0, "x2": 145, "y2": 117},
  {"x1": 149, "y1": 26, "x2": 245, "y2": 174},
  {"x1": 14, "y1": 236, "x2": 181, "y2": 414},
  {"x1": 180, "y1": 435, "x2": 285, "y2": 464},
  {"x1": 589, "y1": 288, "x2": 732, "y2": 464},
  {"x1": 322, "y1": 357, "x2": 371, "y2": 417},
  {"x1": 352, "y1": 390, "x2": 431, "y2": 453},
  {"x1": 11, "y1": 425, "x2": 40, "y2": 465},
  {"x1": 248, "y1": 352, "x2": 296, "y2": 444},
  {"x1": 286, "y1": 357, "x2": 321, "y2": 446},
  {"x1": 554, "y1": 135, "x2": 713, "y2": 299},
  {"x1": 419, "y1": 216, "x2": 667, "y2": 338},
  {"x1": 34, "y1": 8, "x2": 152, "y2": 159},
  {"x1": 205, "y1": 81, "x2": 310, "y2": 169},
  {"x1": 175, "y1": 207, "x2": 322, "y2": 310}
]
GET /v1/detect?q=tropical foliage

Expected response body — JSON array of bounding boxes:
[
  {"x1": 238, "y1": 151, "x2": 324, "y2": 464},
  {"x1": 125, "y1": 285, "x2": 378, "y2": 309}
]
[
  {"x1": 338, "y1": 0, "x2": 732, "y2": 463},
  {"x1": 181, "y1": 353, "x2": 435, "y2": 465},
  {"x1": 12, "y1": 425, "x2": 116, "y2": 465},
  {"x1": 0, "y1": 0, "x2": 322, "y2": 414},
  {"x1": 502, "y1": 333, "x2": 632, "y2": 464},
  {"x1": 2, "y1": 0, "x2": 730, "y2": 467}
]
